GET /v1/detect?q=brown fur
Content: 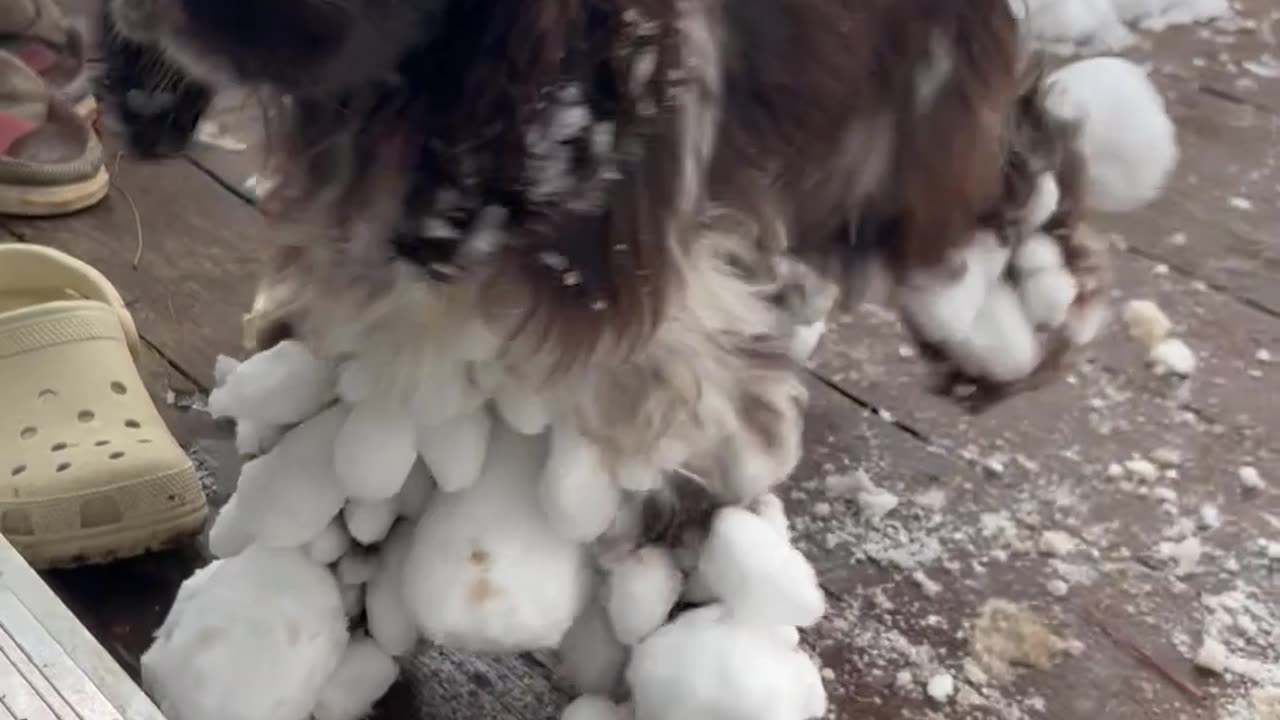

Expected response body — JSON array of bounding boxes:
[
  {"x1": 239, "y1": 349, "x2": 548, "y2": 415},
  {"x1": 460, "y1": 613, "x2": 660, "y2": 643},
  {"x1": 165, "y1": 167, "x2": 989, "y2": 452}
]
[{"x1": 111, "y1": 0, "x2": 1085, "y2": 500}]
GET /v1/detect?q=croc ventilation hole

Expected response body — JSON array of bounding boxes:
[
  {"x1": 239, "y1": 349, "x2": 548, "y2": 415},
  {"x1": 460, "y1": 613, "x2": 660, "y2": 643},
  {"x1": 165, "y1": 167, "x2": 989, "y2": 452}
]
[
  {"x1": 20, "y1": 426, "x2": 36, "y2": 439},
  {"x1": 38, "y1": 388, "x2": 58, "y2": 400},
  {"x1": 110, "y1": 381, "x2": 128, "y2": 395},
  {"x1": 51, "y1": 442, "x2": 68, "y2": 452},
  {"x1": 56, "y1": 462, "x2": 71, "y2": 473},
  {"x1": 10, "y1": 464, "x2": 25, "y2": 477},
  {"x1": 78, "y1": 410, "x2": 95, "y2": 423},
  {"x1": 109, "y1": 451, "x2": 126, "y2": 460},
  {"x1": 125, "y1": 419, "x2": 141, "y2": 429}
]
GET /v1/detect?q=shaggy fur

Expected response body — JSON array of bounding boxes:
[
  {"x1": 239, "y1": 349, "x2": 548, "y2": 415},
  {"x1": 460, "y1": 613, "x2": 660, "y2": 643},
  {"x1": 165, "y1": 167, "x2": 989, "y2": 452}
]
[
  {"x1": 98, "y1": 3, "x2": 212, "y2": 157},
  {"x1": 107, "y1": 0, "x2": 1101, "y2": 498}
]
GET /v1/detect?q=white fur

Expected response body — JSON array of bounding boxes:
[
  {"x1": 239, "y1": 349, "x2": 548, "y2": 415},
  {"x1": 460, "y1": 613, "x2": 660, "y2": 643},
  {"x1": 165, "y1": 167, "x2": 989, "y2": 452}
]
[
  {"x1": 409, "y1": 359, "x2": 486, "y2": 428},
  {"x1": 402, "y1": 424, "x2": 591, "y2": 652},
  {"x1": 306, "y1": 518, "x2": 354, "y2": 566},
  {"x1": 233, "y1": 406, "x2": 349, "y2": 548},
  {"x1": 605, "y1": 547, "x2": 684, "y2": 646},
  {"x1": 416, "y1": 408, "x2": 491, "y2": 493},
  {"x1": 563, "y1": 696, "x2": 631, "y2": 720},
  {"x1": 343, "y1": 498, "x2": 398, "y2": 545},
  {"x1": 1045, "y1": 56, "x2": 1178, "y2": 213},
  {"x1": 365, "y1": 522, "x2": 420, "y2": 656},
  {"x1": 627, "y1": 606, "x2": 828, "y2": 720},
  {"x1": 208, "y1": 340, "x2": 335, "y2": 427},
  {"x1": 694, "y1": 508, "x2": 824, "y2": 627},
  {"x1": 542, "y1": 426, "x2": 623, "y2": 543},
  {"x1": 141, "y1": 548, "x2": 348, "y2": 720},
  {"x1": 312, "y1": 634, "x2": 399, "y2": 720},
  {"x1": 559, "y1": 599, "x2": 629, "y2": 696},
  {"x1": 334, "y1": 400, "x2": 418, "y2": 500}
]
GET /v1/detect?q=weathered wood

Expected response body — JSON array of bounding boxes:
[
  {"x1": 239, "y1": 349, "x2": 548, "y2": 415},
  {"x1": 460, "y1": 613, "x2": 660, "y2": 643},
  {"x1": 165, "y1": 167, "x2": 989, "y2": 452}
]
[{"x1": 0, "y1": 142, "x2": 275, "y2": 388}]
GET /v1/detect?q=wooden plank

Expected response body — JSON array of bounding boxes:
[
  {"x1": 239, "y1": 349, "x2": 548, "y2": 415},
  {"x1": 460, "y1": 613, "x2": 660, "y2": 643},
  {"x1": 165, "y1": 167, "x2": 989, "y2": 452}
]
[
  {"x1": 788, "y1": 373, "x2": 1275, "y2": 720},
  {"x1": 0, "y1": 142, "x2": 276, "y2": 388},
  {"x1": 1093, "y1": 0, "x2": 1280, "y2": 315}
]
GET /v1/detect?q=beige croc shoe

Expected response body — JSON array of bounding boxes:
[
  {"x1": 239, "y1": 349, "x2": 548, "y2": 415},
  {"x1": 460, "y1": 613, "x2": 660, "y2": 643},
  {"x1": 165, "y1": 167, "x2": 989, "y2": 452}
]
[{"x1": 0, "y1": 243, "x2": 207, "y2": 569}]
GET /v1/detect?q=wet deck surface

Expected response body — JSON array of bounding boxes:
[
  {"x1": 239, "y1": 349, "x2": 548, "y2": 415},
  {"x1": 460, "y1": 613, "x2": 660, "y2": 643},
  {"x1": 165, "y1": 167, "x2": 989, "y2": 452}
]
[{"x1": 4, "y1": 2, "x2": 1278, "y2": 719}]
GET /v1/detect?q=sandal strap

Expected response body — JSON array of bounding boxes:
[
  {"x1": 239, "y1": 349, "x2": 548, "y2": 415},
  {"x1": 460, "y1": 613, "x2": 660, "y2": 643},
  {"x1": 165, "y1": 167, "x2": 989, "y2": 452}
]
[{"x1": 0, "y1": 243, "x2": 141, "y2": 356}]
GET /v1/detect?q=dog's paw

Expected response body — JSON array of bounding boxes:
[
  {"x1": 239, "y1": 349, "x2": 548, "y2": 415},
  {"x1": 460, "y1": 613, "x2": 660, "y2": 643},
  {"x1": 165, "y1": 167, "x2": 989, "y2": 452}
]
[{"x1": 895, "y1": 224, "x2": 1110, "y2": 410}]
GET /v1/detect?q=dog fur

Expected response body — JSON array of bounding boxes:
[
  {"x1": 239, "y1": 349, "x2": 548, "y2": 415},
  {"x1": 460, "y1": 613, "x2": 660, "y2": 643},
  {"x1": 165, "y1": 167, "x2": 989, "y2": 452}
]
[{"x1": 108, "y1": 0, "x2": 1105, "y2": 499}]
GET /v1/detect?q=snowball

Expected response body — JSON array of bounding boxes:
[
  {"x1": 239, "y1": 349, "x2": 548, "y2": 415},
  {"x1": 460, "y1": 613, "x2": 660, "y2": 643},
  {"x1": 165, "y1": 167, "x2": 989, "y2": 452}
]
[
  {"x1": 1149, "y1": 338, "x2": 1197, "y2": 376},
  {"x1": 926, "y1": 672, "x2": 955, "y2": 702},
  {"x1": 1197, "y1": 504, "x2": 1221, "y2": 530},
  {"x1": 628, "y1": 606, "x2": 828, "y2": 720},
  {"x1": 1193, "y1": 636, "x2": 1229, "y2": 674},
  {"x1": 493, "y1": 379, "x2": 551, "y2": 435},
  {"x1": 695, "y1": 507, "x2": 825, "y2": 627},
  {"x1": 1014, "y1": 0, "x2": 1134, "y2": 55},
  {"x1": 542, "y1": 427, "x2": 623, "y2": 543},
  {"x1": 1122, "y1": 299, "x2": 1172, "y2": 349},
  {"x1": 416, "y1": 408, "x2": 491, "y2": 493},
  {"x1": 402, "y1": 425, "x2": 591, "y2": 652},
  {"x1": 395, "y1": 461, "x2": 435, "y2": 518},
  {"x1": 365, "y1": 523, "x2": 419, "y2": 656},
  {"x1": 334, "y1": 401, "x2": 418, "y2": 500},
  {"x1": 312, "y1": 635, "x2": 399, "y2": 720},
  {"x1": 1038, "y1": 530, "x2": 1079, "y2": 557},
  {"x1": 343, "y1": 499, "x2": 398, "y2": 546},
  {"x1": 234, "y1": 406, "x2": 349, "y2": 548},
  {"x1": 234, "y1": 420, "x2": 285, "y2": 457},
  {"x1": 1124, "y1": 458, "x2": 1160, "y2": 482},
  {"x1": 1045, "y1": 57, "x2": 1178, "y2": 213},
  {"x1": 306, "y1": 518, "x2": 353, "y2": 566},
  {"x1": 954, "y1": 283, "x2": 1041, "y2": 383},
  {"x1": 208, "y1": 493, "x2": 253, "y2": 559},
  {"x1": 1013, "y1": 233, "x2": 1066, "y2": 275},
  {"x1": 409, "y1": 360, "x2": 486, "y2": 429},
  {"x1": 856, "y1": 485, "x2": 900, "y2": 523},
  {"x1": 749, "y1": 493, "x2": 791, "y2": 539},
  {"x1": 1111, "y1": 0, "x2": 1230, "y2": 29},
  {"x1": 605, "y1": 546, "x2": 684, "y2": 646},
  {"x1": 559, "y1": 600, "x2": 628, "y2": 696},
  {"x1": 1046, "y1": 579, "x2": 1069, "y2": 597},
  {"x1": 898, "y1": 233, "x2": 1009, "y2": 347},
  {"x1": 335, "y1": 359, "x2": 375, "y2": 405},
  {"x1": 141, "y1": 548, "x2": 348, "y2": 720},
  {"x1": 1020, "y1": 269, "x2": 1078, "y2": 329},
  {"x1": 208, "y1": 340, "x2": 335, "y2": 427},
  {"x1": 213, "y1": 355, "x2": 241, "y2": 387},
  {"x1": 1238, "y1": 466, "x2": 1265, "y2": 491},
  {"x1": 563, "y1": 696, "x2": 630, "y2": 720}
]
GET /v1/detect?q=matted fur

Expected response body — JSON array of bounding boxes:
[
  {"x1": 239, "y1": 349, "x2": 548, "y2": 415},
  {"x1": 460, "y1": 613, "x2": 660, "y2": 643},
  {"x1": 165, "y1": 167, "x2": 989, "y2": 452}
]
[{"x1": 110, "y1": 0, "x2": 1094, "y2": 495}]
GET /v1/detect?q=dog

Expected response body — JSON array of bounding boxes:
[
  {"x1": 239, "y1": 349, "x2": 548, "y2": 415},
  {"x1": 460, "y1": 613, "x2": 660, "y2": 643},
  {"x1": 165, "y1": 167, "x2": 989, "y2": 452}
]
[
  {"x1": 105, "y1": 0, "x2": 1125, "y2": 505},
  {"x1": 108, "y1": 3, "x2": 1181, "y2": 716}
]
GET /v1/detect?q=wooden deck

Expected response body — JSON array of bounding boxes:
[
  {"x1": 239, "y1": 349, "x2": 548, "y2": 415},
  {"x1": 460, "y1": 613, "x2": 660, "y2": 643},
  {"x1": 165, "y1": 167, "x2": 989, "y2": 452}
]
[{"x1": 7, "y1": 2, "x2": 1278, "y2": 719}]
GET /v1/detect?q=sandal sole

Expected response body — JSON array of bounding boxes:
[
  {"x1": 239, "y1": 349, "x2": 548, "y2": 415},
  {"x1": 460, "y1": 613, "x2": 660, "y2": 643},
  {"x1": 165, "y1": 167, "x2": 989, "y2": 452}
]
[{"x1": 0, "y1": 166, "x2": 109, "y2": 218}]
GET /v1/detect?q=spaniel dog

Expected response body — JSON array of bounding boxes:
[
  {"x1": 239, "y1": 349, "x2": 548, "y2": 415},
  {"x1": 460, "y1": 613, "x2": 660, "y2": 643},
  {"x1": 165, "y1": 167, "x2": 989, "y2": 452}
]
[
  {"x1": 106, "y1": 1, "x2": 1181, "y2": 716},
  {"x1": 106, "y1": 0, "x2": 1120, "y2": 506}
]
